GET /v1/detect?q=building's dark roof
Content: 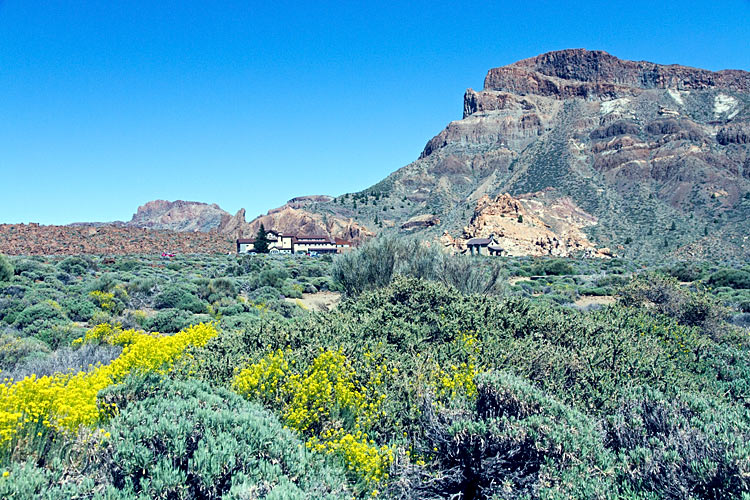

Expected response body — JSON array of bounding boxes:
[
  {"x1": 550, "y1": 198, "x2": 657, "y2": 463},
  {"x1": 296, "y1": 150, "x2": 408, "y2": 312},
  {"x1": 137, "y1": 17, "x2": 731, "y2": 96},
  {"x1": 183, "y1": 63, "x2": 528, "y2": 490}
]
[
  {"x1": 488, "y1": 245, "x2": 504, "y2": 251},
  {"x1": 296, "y1": 238, "x2": 335, "y2": 244},
  {"x1": 334, "y1": 238, "x2": 351, "y2": 246},
  {"x1": 237, "y1": 238, "x2": 254, "y2": 244},
  {"x1": 297, "y1": 235, "x2": 330, "y2": 240},
  {"x1": 467, "y1": 237, "x2": 492, "y2": 245}
]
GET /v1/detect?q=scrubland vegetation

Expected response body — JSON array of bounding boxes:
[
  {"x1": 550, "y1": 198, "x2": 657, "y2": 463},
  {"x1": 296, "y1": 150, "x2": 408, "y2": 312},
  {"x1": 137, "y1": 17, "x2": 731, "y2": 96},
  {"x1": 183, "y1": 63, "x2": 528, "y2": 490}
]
[{"x1": 0, "y1": 243, "x2": 749, "y2": 499}]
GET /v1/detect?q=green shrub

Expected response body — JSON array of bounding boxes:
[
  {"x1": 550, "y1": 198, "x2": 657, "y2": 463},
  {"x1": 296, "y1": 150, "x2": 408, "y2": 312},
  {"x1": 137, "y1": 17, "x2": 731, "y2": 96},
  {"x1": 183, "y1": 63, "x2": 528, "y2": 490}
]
[
  {"x1": 57, "y1": 256, "x2": 95, "y2": 276},
  {"x1": 61, "y1": 297, "x2": 97, "y2": 322},
  {"x1": 146, "y1": 308, "x2": 195, "y2": 333},
  {"x1": 619, "y1": 273, "x2": 729, "y2": 338},
  {"x1": 0, "y1": 333, "x2": 50, "y2": 371},
  {"x1": 97, "y1": 375, "x2": 350, "y2": 499},
  {"x1": 603, "y1": 390, "x2": 750, "y2": 498},
  {"x1": 389, "y1": 372, "x2": 615, "y2": 499},
  {"x1": 13, "y1": 302, "x2": 67, "y2": 331},
  {"x1": 531, "y1": 258, "x2": 575, "y2": 276},
  {"x1": 0, "y1": 461, "x2": 100, "y2": 499},
  {"x1": 0, "y1": 255, "x2": 13, "y2": 282},
  {"x1": 708, "y1": 269, "x2": 750, "y2": 289},
  {"x1": 153, "y1": 285, "x2": 207, "y2": 313},
  {"x1": 665, "y1": 262, "x2": 705, "y2": 282},
  {"x1": 333, "y1": 237, "x2": 506, "y2": 297}
]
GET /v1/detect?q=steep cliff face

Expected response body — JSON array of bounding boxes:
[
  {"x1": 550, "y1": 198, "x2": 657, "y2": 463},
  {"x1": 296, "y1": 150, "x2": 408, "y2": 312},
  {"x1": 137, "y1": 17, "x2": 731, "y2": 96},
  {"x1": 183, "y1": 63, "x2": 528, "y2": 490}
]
[{"x1": 313, "y1": 49, "x2": 750, "y2": 259}]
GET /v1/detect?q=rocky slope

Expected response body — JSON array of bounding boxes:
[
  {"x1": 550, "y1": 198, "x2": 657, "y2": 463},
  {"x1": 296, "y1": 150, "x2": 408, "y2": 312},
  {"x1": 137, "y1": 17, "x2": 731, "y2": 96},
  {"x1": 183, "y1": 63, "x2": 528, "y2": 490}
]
[
  {"x1": 303, "y1": 49, "x2": 750, "y2": 260},
  {"x1": 0, "y1": 223, "x2": 233, "y2": 255},
  {"x1": 127, "y1": 200, "x2": 231, "y2": 232},
  {"x1": 441, "y1": 190, "x2": 611, "y2": 257},
  {"x1": 218, "y1": 201, "x2": 374, "y2": 245}
]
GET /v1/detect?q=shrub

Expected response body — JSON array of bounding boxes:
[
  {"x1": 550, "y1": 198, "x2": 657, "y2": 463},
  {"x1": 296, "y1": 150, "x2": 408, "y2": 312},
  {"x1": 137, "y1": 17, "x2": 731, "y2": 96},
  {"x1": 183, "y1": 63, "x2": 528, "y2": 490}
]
[
  {"x1": 603, "y1": 390, "x2": 750, "y2": 498},
  {"x1": 57, "y1": 256, "x2": 94, "y2": 276},
  {"x1": 708, "y1": 269, "x2": 750, "y2": 289},
  {"x1": 61, "y1": 297, "x2": 97, "y2": 322},
  {"x1": 4, "y1": 343, "x2": 122, "y2": 381},
  {"x1": 248, "y1": 285, "x2": 282, "y2": 303},
  {"x1": 98, "y1": 376, "x2": 350, "y2": 499},
  {"x1": 153, "y1": 285, "x2": 206, "y2": 313},
  {"x1": 332, "y1": 237, "x2": 404, "y2": 296},
  {"x1": 0, "y1": 333, "x2": 50, "y2": 371},
  {"x1": 619, "y1": 273, "x2": 728, "y2": 338},
  {"x1": 434, "y1": 254, "x2": 507, "y2": 295},
  {"x1": 0, "y1": 461, "x2": 99, "y2": 499},
  {"x1": 665, "y1": 262, "x2": 704, "y2": 282},
  {"x1": 146, "y1": 308, "x2": 195, "y2": 333},
  {"x1": 0, "y1": 256, "x2": 13, "y2": 282},
  {"x1": 333, "y1": 237, "x2": 506, "y2": 297},
  {"x1": 389, "y1": 372, "x2": 615, "y2": 499},
  {"x1": 0, "y1": 323, "x2": 218, "y2": 443},
  {"x1": 531, "y1": 258, "x2": 575, "y2": 276},
  {"x1": 12, "y1": 301, "x2": 67, "y2": 336}
]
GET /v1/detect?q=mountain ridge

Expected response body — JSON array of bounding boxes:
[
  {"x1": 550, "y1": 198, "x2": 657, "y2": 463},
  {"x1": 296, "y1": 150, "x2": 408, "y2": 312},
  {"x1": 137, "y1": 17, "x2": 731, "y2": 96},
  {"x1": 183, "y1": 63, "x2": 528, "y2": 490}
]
[{"x1": 32, "y1": 49, "x2": 750, "y2": 259}]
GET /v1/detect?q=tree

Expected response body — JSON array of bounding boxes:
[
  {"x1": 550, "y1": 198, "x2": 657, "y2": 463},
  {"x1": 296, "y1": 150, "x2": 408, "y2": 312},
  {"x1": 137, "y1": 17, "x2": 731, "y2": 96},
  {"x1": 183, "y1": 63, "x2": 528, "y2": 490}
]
[
  {"x1": 253, "y1": 224, "x2": 271, "y2": 254},
  {"x1": 669, "y1": 221, "x2": 676, "y2": 231},
  {"x1": 517, "y1": 214, "x2": 523, "y2": 223}
]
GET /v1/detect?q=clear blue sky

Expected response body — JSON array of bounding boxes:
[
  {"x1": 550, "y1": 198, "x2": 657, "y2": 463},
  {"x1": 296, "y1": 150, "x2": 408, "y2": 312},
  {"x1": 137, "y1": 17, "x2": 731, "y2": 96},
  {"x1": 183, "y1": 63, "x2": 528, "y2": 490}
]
[{"x1": 2, "y1": 0, "x2": 749, "y2": 224}]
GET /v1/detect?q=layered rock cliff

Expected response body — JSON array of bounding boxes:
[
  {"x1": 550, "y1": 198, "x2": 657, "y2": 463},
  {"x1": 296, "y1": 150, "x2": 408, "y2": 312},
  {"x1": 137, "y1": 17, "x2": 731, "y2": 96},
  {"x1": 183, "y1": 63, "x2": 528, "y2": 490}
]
[{"x1": 311, "y1": 49, "x2": 750, "y2": 259}]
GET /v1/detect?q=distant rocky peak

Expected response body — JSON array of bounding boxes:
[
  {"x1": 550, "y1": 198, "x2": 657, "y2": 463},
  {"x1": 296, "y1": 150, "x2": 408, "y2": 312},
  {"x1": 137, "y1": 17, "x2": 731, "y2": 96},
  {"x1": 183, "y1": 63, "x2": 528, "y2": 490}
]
[{"x1": 128, "y1": 200, "x2": 230, "y2": 232}]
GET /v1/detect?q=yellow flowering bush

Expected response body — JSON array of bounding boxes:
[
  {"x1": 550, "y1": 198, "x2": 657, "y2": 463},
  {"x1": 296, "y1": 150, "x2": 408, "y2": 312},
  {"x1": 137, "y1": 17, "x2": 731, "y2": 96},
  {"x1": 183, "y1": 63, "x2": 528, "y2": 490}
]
[
  {"x1": 88, "y1": 291, "x2": 116, "y2": 311},
  {"x1": 232, "y1": 348, "x2": 290, "y2": 405},
  {"x1": 0, "y1": 323, "x2": 218, "y2": 444},
  {"x1": 234, "y1": 348, "x2": 394, "y2": 485},
  {"x1": 72, "y1": 322, "x2": 157, "y2": 347},
  {"x1": 435, "y1": 333, "x2": 481, "y2": 401}
]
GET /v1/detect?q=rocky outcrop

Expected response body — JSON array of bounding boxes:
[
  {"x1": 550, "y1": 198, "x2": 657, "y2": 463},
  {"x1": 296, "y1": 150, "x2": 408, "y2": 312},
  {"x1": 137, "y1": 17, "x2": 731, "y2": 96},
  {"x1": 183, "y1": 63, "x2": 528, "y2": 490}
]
[
  {"x1": 717, "y1": 123, "x2": 750, "y2": 145},
  {"x1": 401, "y1": 214, "x2": 440, "y2": 230},
  {"x1": 286, "y1": 195, "x2": 334, "y2": 208},
  {"x1": 128, "y1": 200, "x2": 230, "y2": 232},
  {"x1": 446, "y1": 191, "x2": 610, "y2": 257},
  {"x1": 486, "y1": 49, "x2": 750, "y2": 96}
]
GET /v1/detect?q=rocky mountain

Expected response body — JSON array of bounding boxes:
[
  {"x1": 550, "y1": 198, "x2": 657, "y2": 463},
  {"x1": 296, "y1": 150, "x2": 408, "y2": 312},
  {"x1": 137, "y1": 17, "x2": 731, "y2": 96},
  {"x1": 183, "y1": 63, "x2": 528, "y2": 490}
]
[
  {"x1": 127, "y1": 200, "x2": 231, "y2": 232},
  {"x1": 52, "y1": 50, "x2": 750, "y2": 259},
  {"x1": 218, "y1": 200, "x2": 374, "y2": 245},
  {"x1": 120, "y1": 197, "x2": 371, "y2": 245},
  {"x1": 302, "y1": 49, "x2": 750, "y2": 260}
]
